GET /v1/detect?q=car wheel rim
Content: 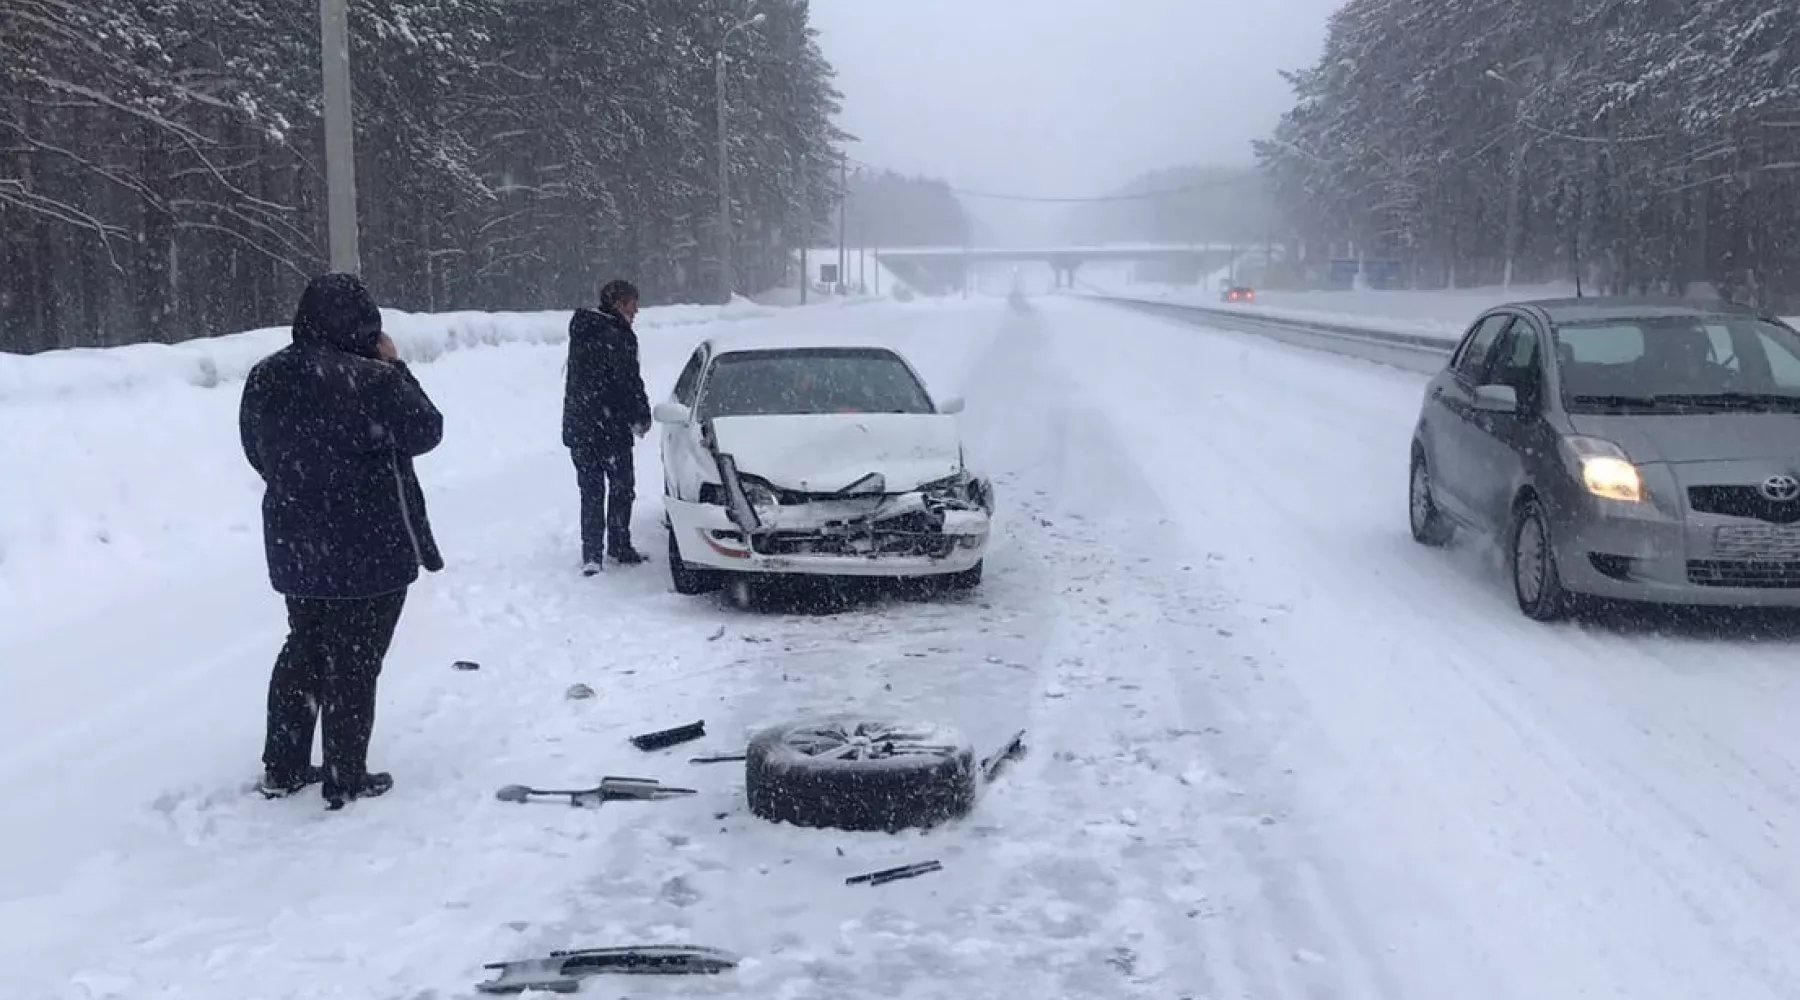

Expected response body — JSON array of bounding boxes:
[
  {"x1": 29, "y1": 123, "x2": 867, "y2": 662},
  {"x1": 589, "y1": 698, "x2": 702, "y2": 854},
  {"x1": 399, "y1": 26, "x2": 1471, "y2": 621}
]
[
  {"x1": 782, "y1": 722, "x2": 958, "y2": 762},
  {"x1": 1516, "y1": 513, "x2": 1547, "y2": 604},
  {"x1": 1410, "y1": 461, "x2": 1433, "y2": 531}
]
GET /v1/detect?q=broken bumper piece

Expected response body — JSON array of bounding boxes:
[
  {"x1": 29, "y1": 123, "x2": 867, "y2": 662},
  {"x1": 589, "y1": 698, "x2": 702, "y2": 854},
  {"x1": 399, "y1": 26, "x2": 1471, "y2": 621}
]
[{"x1": 477, "y1": 945, "x2": 739, "y2": 994}]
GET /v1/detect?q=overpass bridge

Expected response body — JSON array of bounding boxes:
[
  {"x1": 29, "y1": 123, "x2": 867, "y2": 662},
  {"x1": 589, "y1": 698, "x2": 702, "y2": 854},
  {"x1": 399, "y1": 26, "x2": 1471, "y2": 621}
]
[{"x1": 872, "y1": 243, "x2": 1244, "y2": 291}]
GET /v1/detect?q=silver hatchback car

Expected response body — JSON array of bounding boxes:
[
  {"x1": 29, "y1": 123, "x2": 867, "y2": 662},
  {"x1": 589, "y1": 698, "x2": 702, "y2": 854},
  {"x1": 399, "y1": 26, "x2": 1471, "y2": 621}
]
[{"x1": 1409, "y1": 297, "x2": 1800, "y2": 620}]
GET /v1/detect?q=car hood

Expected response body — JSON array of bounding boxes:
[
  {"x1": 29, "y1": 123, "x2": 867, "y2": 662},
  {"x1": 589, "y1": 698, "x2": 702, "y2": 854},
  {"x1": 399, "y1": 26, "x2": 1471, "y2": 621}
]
[
  {"x1": 1567, "y1": 412, "x2": 1800, "y2": 464},
  {"x1": 709, "y1": 413, "x2": 962, "y2": 493}
]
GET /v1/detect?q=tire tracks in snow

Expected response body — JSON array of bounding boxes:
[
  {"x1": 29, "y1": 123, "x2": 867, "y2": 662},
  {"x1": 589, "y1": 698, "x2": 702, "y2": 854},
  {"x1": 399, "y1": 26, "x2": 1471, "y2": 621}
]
[{"x1": 1065, "y1": 297, "x2": 1800, "y2": 1000}]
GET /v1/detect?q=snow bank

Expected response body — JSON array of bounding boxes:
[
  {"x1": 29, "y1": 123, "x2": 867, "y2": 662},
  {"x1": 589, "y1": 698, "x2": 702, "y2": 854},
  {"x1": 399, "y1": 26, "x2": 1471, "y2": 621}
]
[{"x1": 0, "y1": 299, "x2": 774, "y2": 404}]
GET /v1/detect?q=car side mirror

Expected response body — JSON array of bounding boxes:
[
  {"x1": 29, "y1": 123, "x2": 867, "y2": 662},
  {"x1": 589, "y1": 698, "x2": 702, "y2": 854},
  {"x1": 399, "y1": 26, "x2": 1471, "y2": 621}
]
[
  {"x1": 938, "y1": 396, "x2": 966, "y2": 415},
  {"x1": 1474, "y1": 383, "x2": 1519, "y2": 413},
  {"x1": 653, "y1": 401, "x2": 692, "y2": 425}
]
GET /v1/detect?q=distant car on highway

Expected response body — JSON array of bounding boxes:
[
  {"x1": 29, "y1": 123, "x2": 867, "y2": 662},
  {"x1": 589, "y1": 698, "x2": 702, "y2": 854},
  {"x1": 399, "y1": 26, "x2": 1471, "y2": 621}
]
[
  {"x1": 1221, "y1": 286, "x2": 1256, "y2": 304},
  {"x1": 1408, "y1": 297, "x2": 1800, "y2": 620},
  {"x1": 652, "y1": 334, "x2": 993, "y2": 603}
]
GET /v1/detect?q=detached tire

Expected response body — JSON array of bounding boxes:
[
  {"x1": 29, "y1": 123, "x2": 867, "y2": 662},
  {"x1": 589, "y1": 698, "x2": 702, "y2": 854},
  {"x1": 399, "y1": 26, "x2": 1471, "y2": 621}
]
[{"x1": 745, "y1": 718, "x2": 977, "y2": 832}]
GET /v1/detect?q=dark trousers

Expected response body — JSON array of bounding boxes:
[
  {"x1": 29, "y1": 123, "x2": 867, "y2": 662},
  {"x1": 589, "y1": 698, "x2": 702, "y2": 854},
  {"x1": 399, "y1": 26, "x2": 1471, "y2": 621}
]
[
  {"x1": 263, "y1": 591, "x2": 408, "y2": 789},
  {"x1": 571, "y1": 444, "x2": 636, "y2": 561}
]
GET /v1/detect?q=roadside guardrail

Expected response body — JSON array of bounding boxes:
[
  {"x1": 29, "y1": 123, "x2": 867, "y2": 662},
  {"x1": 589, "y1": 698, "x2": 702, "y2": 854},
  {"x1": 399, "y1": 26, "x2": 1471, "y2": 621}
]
[{"x1": 1080, "y1": 293, "x2": 1457, "y2": 361}]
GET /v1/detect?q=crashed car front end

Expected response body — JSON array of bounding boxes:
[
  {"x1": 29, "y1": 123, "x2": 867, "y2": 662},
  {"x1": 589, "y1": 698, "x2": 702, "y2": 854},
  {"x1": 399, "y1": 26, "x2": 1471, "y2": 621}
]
[{"x1": 675, "y1": 468, "x2": 992, "y2": 577}]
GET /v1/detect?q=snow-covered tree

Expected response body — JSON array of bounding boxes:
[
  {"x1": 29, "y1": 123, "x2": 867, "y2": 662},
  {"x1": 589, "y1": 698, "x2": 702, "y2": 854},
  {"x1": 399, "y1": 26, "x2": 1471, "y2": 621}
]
[
  {"x1": 0, "y1": 0, "x2": 843, "y2": 351},
  {"x1": 1257, "y1": 0, "x2": 1800, "y2": 309}
]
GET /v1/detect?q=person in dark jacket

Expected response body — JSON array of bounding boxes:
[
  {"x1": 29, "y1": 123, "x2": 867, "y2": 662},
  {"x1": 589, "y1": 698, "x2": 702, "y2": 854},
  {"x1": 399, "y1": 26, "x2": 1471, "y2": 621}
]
[
  {"x1": 239, "y1": 272, "x2": 444, "y2": 810},
  {"x1": 563, "y1": 279, "x2": 651, "y2": 573}
]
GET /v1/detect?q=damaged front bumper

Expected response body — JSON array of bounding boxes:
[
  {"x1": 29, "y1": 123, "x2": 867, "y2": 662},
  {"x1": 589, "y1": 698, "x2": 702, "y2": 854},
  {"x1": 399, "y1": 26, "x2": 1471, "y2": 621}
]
[{"x1": 669, "y1": 483, "x2": 991, "y2": 577}]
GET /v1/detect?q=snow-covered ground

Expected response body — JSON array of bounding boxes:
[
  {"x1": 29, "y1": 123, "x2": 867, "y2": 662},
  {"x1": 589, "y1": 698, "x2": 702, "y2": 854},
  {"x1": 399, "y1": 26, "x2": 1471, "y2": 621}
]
[
  {"x1": 4, "y1": 296, "x2": 1800, "y2": 999},
  {"x1": 1079, "y1": 272, "x2": 1800, "y2": 340}
]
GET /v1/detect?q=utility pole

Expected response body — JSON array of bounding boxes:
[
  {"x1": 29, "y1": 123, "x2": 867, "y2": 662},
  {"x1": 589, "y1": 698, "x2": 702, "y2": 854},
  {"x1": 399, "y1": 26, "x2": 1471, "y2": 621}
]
[
  {"x1": 799, "y1": 244, "x2": 808, "y2": 304},
  {"x1": 837, "y1": 152, "x2": 849, "y2": 295},
  {"x1": 1487, "y1": 56, "x2": 1546, "y2": 290},
  {"x1": 320, "y1": 0, "x2": 359, "y2": 274},
  {"x1": 715, "y1": 12, "x2": 764, "y2": 305}
]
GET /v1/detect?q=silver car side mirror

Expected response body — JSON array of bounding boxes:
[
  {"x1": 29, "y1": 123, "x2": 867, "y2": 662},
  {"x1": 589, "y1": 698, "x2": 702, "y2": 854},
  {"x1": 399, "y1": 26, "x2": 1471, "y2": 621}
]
[{"x1": 1474, "y1": 384, "x2": 1519, "y2": 413}]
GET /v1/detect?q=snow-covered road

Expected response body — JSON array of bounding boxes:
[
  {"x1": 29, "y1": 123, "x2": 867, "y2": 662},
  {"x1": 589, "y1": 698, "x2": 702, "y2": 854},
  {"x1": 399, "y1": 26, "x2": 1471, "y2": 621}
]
[{"x1": 3, "y1": 297, "x2": 1798, "y2": 1000}]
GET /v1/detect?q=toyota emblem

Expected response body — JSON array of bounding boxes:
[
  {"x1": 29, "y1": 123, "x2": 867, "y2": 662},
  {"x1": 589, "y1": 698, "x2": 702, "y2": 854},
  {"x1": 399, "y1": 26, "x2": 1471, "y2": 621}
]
[{"x1": 1758, "y1": 474, "x2": 1800, "y2": 503}]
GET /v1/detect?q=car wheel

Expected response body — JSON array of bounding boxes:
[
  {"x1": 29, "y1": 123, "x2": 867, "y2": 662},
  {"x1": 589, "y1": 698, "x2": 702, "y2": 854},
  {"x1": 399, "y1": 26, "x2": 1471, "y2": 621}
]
[
  {"x1": 667, "y1": 524, "x2": 722, "y2": 596},
  {"x1": 1510, "y1": 496, "x2": 1571, "y2": 621},
  {"x1": 745, "y1": 718, "x2": 977, "y2": 832},
  {"x1": 1409, "y1": 451, "x2": 1455, "y2": 546}
]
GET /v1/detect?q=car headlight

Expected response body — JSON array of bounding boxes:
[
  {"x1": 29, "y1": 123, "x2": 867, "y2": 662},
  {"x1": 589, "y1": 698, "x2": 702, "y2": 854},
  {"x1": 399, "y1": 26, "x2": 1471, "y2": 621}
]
[
  {"x1": 739, "y1": 480, "x2": 779, "y2": 509},
  {"x1": 1562, "y1": 436, "x2": 1643, "y2": 503}
]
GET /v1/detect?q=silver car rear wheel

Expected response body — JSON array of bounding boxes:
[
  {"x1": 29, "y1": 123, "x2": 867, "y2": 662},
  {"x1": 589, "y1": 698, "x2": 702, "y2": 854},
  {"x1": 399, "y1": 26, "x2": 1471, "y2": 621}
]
[{"x1": 1409, "y1": 452, "x2": 1454, "y2": 546}]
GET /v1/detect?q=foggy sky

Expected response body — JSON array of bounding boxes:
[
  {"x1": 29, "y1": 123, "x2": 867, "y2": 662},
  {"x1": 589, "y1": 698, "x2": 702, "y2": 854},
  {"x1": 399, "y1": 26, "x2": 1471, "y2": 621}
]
[{"x1": 808, "y1": 0, "x2": 1341, "y2": 239}]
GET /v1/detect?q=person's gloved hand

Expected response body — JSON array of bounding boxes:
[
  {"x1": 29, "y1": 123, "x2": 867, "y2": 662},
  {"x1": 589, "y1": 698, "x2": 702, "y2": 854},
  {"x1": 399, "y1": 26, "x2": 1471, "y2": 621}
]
[{"x1": 632, "y1": 421, "x2": 651, "y2": 438}]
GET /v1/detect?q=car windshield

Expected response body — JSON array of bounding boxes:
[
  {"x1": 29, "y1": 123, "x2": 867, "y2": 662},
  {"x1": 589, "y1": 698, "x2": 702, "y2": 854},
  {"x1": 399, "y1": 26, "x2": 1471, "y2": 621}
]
[
  {"x1": 1556, "y1": 316, "x2": 1800, "y2": 412},
  {"x1": 697, "y1": 348, "x2": 935, "y2": 420}
]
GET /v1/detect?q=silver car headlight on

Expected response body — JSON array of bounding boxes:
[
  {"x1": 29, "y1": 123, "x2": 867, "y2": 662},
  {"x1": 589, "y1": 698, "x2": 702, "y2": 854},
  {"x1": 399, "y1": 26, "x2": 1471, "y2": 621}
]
[{"x1": 1562, "y1": 436, "x2": 1643, "y2": 504}]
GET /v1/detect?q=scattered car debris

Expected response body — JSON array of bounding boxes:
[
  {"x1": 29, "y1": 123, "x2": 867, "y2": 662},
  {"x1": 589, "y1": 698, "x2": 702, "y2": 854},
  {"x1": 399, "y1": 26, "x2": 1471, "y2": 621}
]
[
  {"x1": 980, "y1": 730, "x2": 1028, "y2": 783},
  {"x1": 746, "y1": 717, "x2": 976, "y2": 832},
  {"x1": 476, "y1": 944, "x2": 739, "y2": 994},
  {"x1": 846, "y1": 859, "x2": 943, "y2": 886},
  {"x1": 494, "y1": 776, "x2": 697, "y2": 808},
  {"x1": 564, "y1": 683, "x2": 595, "y2": 701},
  {"x1": 707, "y1": 625, "x2": 727, "y2": 641},
  {"x1": 452, "y1": 660, "x2": 481, "y2": 672},
  {"x1": 689, "y1": 752, "x2": 747, "y2": 764},
  {"x1": 632, "y1": 720, "x2": 706, "y2": 751}
]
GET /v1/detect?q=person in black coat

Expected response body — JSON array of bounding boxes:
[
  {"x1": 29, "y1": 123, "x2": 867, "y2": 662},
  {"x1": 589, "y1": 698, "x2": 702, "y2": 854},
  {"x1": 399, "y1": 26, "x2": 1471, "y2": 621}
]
[
  {"x1": 239, "y1": 272, "x2": 444, "y2": 809},
  {"x1": 563, "y1": 279, "x2": 651, "y2": 573}
]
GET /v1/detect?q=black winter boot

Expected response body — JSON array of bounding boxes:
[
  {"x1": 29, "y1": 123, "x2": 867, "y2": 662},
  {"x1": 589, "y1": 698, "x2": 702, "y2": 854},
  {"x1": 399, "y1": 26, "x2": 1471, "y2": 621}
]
[
  {"x1": 258, "y1": 764, "x2": 324, "y2": 799},
  {"x1": 323, "y1": 771, "x2": 394, "y2": 811}
]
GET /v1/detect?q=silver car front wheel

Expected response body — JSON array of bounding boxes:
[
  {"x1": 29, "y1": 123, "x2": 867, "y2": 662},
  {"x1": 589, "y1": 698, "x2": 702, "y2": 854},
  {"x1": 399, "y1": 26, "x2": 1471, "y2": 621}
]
[{"x1": 1511, "y1": 497, "x2": 1571, "y2": 622}]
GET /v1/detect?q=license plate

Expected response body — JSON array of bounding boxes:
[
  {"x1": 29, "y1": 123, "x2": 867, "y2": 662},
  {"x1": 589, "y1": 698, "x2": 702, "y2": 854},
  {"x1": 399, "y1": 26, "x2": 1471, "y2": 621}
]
[{"x1": 1714, "y1": 524, "x2": 1800, "y2": 560}]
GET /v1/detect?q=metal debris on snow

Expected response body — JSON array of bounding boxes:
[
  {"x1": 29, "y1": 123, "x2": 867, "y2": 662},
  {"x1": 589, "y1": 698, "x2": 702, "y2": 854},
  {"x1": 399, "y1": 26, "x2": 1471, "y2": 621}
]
[
  {"x1": 631, "y1": 719, "x2": 706, "y2": 751},
  {"x1": 564, "y1": 683, "x2": 595, "y2": 700},
  {"x1": 476, "y1": 944, "x2": 739, "y2": 994},
  {"x1": 452, "y1": 660, "x2": 480, "y2": 671},
  {"x1": 845, "y1": 860, "x2": 943, "y2": 886},
  {"x1": 494, "y1": 776, "x2": 697, "y2": 808},
  {"x1": 689, "y1": 752, "x2": 747, "y2": 764},
  {"x1": 980, "y1": 730, "x2": 1028, "y2": 783}
]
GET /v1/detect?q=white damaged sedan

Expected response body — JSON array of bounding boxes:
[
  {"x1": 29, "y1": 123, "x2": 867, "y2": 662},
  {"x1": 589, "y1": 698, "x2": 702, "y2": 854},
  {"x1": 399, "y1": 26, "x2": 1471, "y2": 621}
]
[{"x1": 652, "y1": 335, "x2": 993, "y2": 598}]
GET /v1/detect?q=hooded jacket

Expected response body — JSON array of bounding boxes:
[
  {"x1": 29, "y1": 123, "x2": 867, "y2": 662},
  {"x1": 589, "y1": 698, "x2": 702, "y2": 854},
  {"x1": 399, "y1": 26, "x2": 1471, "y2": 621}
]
[
  {"x1": 239, "y1": 273, "x2": 445, "y2": 599},
  {"x1": 562, "y1": 305, "x2": 650, "y2": 451}
]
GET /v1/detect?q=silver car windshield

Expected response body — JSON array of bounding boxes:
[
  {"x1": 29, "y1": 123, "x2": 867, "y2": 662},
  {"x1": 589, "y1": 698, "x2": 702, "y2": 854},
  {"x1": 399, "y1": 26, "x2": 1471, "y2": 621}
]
[
  {"x1": 697, "y1": 349, "x2": 935, "y2": 420},
  {"x1": 1555, "y1": 317, "x2": 1800, "y2": 412}
]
